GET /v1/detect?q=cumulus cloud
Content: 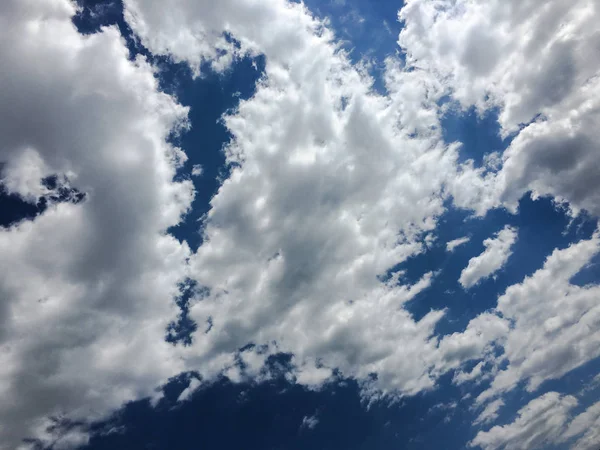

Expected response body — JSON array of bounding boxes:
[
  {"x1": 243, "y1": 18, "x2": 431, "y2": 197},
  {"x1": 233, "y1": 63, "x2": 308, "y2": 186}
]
[
  {"x1": 119, "y1": 0, "x2": 600, "y2": 415},
  {"x1": 177, "y1": 378, "x2": 202, "y2": 402},
  {"x1": 446, "y1": 236, "x2": 470, "y2": 252},
  {"x1": 396, "y1": 0, "x2": 600, "y2": 422},
  {"x1": 123, "y1": 0, "x2": 488, "y2": 397},
  {"x1": 184, "y1": 53, "x2": 454, "y2": 392},
  {"x1": 477, "y1": 232, "x2": 600, "y2": 403},
  {"x1": 300, "y1": 413, "x2": 319, "y2": 430},
  {"x1": 470, "y1": 392, "x2": 578, "y2": 450},
  {"x1": 459, "y1": 226, "x2": 517, "y2": 289},
  {"x1": 0, "y1": 0, "x2": 489, "y2": 445},
  {"x1": 0, "y1": 148, "x2": 50, "y2": 202},
  {"x1": 3, "y1": 0, "x2": 600, "y2": 447},
  {"x1": 442, "y1": 230, "x2": 600, "y2": 425},
  {"x1": 453, "y1": 361, "x2": 486, "y2": 386},
  {"x1": 0, "y1": 1, "x2": 479, "y2": 445},
  {"x1": 473, "y1": 399, "x2": 504, "y2": 426},
  {"x1": 124, "y1": 0, "x2": 336, "y2": 74},
  {"x1": 191, "y1": 164, "x2": 204, "y2": 177},
  {"x1": 0, "y1": 0, "x2": 193, "y2": 447},
  {"x1": 435, "y1": 313, "x2": 509, "y2": 376},
  {"x1": 563, "y1": 401, "x2": 600, "y2": 450},
  {"x1": 125, "y1": 0, "x2": 600, "y2": 445},
  {"x1": 399, "y1": 0, "x2": 598, "y2": 132},
  {"x1": 472, "y1": 393, "x2": 600, "y2": 450},
  {"x1": 399, "y1": 0, "x2": 600, "y2": 215}
]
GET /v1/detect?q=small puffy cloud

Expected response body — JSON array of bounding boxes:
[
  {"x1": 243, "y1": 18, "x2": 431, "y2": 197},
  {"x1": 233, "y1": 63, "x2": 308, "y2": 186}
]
[
  {"x1": 177, "y1": 378, "x2": 202, "y2": 402},
  {"x1": 435, "y1": 313, "x2": 509, "y2": 375},
  {"x1": 453, "y1": 361, "x2": 486, "y2": 386},
  {"x1": 191, "y1": 164, "x2": 204, "y2": 177},
  {"x1": 430, "y1": 401, "x2": 458, "y2": 412},
  {"x1": 470, "y1": 392, "x2": 578, "y2": 450},
  {"x1": 300, "y1": 413, "x2": 319, "y2": 430},
  {"x1": 473, "y1": 399, "x2": 504, "y2": 426},
  {"x1": 428, "y1": 401, "x2": 458, "y2": 424},
  {"x1": 446, "y1": 236, "x2": 470, "y2": 252},
  {"x1": 294, "y1": 364, "x2": 333, "y2": 388},
  {"x1": 459, "y1": 226, "x2": 517, "y2": 289}
]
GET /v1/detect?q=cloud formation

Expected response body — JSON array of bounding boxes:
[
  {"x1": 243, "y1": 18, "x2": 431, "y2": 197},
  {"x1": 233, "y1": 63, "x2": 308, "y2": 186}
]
[
  {"x1": 459, "y1": 226, "x2": 517, "y2": 289},
  {"x1": 399, "y1": 0, "x2": 600, "y2": 215},
  {"x1": 191, "y1": 164, "x2": 204, "y2": 177},
  {"x1": 473, "y1": 399, "x2": 504, "y2": 426},
  {"x1": 563, "y1": 400, "x2": 600, "y2": 450},
  {"x1": 472, "y1": 392, "x2": 600, "y2": 450},
  {"x1": 0, "y1": 0, "x2": 193, "y2": 446},
  {"x1": 300, "y1": 414, "x2": 319, "y2": 430},
  {"x1": 124, "y1": 0, "x2": 486, "y2": 397},
  {"x1": 470, "y1": 392, "x2": 578, "y2": 450},
  {"x1": 1, "y1": 0, "x2": 600, "y2": 447},
  {"x1": 477, "y1": 232, "x2": 600, "y2": 403},
  {"x1": 446, "y1": 236, "x2": 470, "y2": 252}
]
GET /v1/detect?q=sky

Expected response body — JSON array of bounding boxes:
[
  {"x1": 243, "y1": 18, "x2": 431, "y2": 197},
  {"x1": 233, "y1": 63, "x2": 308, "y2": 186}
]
[{"x1": 1, "y1": 0, "x2": 600, "y2": 449}]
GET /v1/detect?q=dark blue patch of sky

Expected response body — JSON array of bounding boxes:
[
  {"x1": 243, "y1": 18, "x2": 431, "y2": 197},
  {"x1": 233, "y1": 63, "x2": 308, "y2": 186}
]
[{"x1": 396, "y1": 195, "x2": 597, "y2": 337}]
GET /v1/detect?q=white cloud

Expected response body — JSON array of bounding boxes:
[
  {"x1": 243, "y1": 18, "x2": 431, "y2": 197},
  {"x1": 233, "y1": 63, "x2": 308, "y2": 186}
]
[
  {"x1": 453, "y1": 361, "x2": 488, "y2": 386},
  {"x1": 429, "y1": 400, "x2": 458, "y2": 424},
  {"x1": 301, "y1": 413, "x2": 319, "y2": 430},
  {"x1": 177, "y1": 378, "x2": 202, "y2": 402},
  {"x1": 191, "y1": 164, "x2": 204, "y2": 177},
  {"x1": 470, "y1": 392, "x2": 578, "y2": 450},
  {"x1": 393, "y1": 0, "x2": 600, "y2": 410},
  {"x1": 430, "y1": 401, "x2": 458, "y2": 412},
  {"x1": 3, "y1": 0, "x2": 600, "y2": 447},
  {"x1": 120, "y1": 0, "x2": 600, "y2": 408},
  {"x1": 0, "y1": 148, "x2": 49, "y2": 202},
  {"x1": 0, "y1": 0, "x2": 193, "y2": 447},
  {"x1": 473, "y1": 399, "x2": 504, "y2": 426},
  {"x1": 42, "y1": 425, "x2": 90, "y2": 450},
  {"x1": 471, "y1": 393, "x2": 600, "y2": 450},
  {"x1": 399, "y1": 0, "x2": 600, "y2": 216},
  {"x1": 459, "y1": 226, "x2": 517, "y2": 289},
  {"x1": 477, "y1": 232, "x2": 600, "y2": 403},
  {"x1": 563, "y1": 401, "x2": 600, "y2": 450},
  {"x1": 183, "y1": 58, "x2": 455, "y2": 391},
  {"x1": 399, "y1": 0, "x2": 598, "y2": 132},
  {"x1": 294, "y1": 364, "x2": 334, "y2": 388},
  {"x1": 123, "y1": 0, "x2": 486, "y2": 398},
  {"x1": 588, "y1": 373, "x2": 600, "y2": 390},
  {"x1": 0, "y1": 4, "x2": 486, "y2": 446},
  {"x1": 124, "y1": 0, "x2": 337, "y2": 74},
  {"x1": 435, "y1": 313, "x2": 509, "y2": 376},
  {"x1": 440, "y1": 230, "x2": 600, "y2": 418},
  {"x1": 446, "y1": 236, "x2": 470, "y2": 252}
]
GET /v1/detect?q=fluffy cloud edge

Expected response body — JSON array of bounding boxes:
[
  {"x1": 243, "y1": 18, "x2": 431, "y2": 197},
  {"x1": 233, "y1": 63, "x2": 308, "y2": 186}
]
[{"x1": 459, "y1": 226, "x2": 517, "y2": 289}]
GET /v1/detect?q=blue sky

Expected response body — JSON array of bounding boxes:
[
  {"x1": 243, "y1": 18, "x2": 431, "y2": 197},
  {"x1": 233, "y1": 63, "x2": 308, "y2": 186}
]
[{"x1": 1, "y1": 0, "x2": 600, "y2": 449}]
